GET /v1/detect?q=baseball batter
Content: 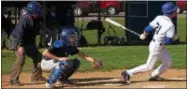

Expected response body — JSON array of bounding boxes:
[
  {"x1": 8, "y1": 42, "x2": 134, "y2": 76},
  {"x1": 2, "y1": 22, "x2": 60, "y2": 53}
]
[
  {"x1": 41, "y1": 26, "x2": 103, "y2": 88},
  {"x1": 121, "y1": 2, "x2": 177, "y2": 84}
]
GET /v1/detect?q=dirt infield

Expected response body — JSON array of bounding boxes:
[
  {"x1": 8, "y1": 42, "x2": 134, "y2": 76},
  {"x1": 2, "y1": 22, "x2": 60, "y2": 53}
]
[{"x1": 2, "y1": 69, "x2": 186, "y2": 88}]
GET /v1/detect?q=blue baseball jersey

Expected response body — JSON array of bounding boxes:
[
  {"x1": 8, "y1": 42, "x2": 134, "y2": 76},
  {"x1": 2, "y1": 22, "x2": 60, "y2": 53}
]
[{"x1": 43, "y1": 40, "x2": 79, "y2": 59}]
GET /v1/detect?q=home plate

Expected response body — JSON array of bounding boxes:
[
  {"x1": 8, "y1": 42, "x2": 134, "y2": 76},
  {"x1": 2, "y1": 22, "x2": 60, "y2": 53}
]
[
  {"x1": 103, "y1": 84, "x2": 122, "y2": 86},
  {"x1": 169, "y1": 78, "x2": 186, "y2": 80}
]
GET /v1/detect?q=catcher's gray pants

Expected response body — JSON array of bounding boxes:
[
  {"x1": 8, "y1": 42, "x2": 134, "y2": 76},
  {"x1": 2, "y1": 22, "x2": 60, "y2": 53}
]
[
  {"x1": 41, "y1": 58, "x2": 80, "y2": 73},
  {"x1": 10, "y1": 44, "x2": 43, "y2": 82}
]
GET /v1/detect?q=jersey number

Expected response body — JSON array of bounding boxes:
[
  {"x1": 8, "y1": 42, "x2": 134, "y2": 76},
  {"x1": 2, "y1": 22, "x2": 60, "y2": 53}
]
[{"x1": 155, "y1": 23, "x2": 162, "y2": 34}]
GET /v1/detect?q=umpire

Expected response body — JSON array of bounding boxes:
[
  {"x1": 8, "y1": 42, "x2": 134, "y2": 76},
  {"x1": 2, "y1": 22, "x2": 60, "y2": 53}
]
[{"x1": 9, "y1": 1, "x2": 46, "y2": 86}]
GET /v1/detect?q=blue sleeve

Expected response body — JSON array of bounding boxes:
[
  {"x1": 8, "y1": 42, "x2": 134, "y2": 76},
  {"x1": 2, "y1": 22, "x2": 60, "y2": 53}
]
[
  {"x1": 145, "y1": 25, "x2": 153, "y2": 33},
  {"x1": 165, "y1": 37, "x2": 173, "y2": 44},
  {"x1": 47, "y1": 40, "x2": 64, "y2": 53},
  {"x1": 53, "y1": 40, "x2": 64, "y2": 48}
]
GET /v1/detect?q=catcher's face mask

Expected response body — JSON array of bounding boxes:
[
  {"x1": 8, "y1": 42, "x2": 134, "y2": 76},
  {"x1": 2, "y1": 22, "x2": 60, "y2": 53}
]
[
  {"x1": 61, "y1": 27, "x2": 78, "y2": 46},
  {"x1": 67, "y1": 34, "x2": 77, "y2": 46}
]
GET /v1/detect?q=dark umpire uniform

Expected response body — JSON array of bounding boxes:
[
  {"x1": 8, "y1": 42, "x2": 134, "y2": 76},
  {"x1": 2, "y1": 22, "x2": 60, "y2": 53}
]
[{"x1": 9, "y1": 1, "x2": 45, "y2": 86}]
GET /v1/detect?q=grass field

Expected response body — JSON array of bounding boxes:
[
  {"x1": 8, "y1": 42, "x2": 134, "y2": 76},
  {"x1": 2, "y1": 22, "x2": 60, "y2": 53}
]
[
  {"x1": 1, "y1": 15, "x2": 186, "y2": 75},
  {"x1": 1, "y1": 45, "x2": 186, "y2": 74}
]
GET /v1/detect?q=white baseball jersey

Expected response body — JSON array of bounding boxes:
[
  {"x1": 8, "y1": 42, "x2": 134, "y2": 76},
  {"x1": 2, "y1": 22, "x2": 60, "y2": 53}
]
[{"x1": 149, "y1": 15, "x2": 175, "y2": 43}]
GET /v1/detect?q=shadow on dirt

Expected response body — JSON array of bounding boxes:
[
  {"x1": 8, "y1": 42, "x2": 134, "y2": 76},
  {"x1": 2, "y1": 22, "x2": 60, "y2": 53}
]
[
  {"x1": 71, "y1": 77, "x2": 122, "y2": 86},
  {"x1": 71, "y1": 77, "x2": 186, "y2": 86},
  {"x1": 22, "y1": 82, "x2": 45, "y2": 86},
  {"x1": 2, "y1": 82, "x2": 45, "y2": 87},
  {"x1": 72, "y1": 77, "x2": 119, "y2": 82},
  {"x1": 131, "y1": 78, "x2": 186, "y2": 84}
]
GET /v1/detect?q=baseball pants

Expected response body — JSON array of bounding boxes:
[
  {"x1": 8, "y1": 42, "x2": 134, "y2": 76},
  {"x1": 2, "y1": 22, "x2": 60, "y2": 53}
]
[
  {"x1": 41, "y1": 58, "x2": 80, "y2": 84},
  {"x1": 127, "y1": 40, "x2": 172, "y2": 77},
  {"x1": 10, "y1": 44, "x2": 43, "y2": 82}
]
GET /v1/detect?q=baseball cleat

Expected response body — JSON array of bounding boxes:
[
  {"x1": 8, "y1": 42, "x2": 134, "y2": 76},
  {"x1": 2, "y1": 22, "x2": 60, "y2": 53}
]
[
  {"x1": 45, "y1": 81, "x2": 57, "y2": 88},
  {"x1": 149, "y1": 76, "x2": 165, "y2": 81},
  {"x1": 10, "y1": 80, "x2": 23, "y2": 86},
  {"x1": 121, "y1": 71, "x2": 131, "y2": 84},
  {"x1": 56, "y1": 79, "x2": 74, "y2": 86}
]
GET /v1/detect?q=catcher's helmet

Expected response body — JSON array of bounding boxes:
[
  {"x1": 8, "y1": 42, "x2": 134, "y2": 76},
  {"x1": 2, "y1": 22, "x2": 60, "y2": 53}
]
[
  {"x1": 60, "y1": 27, "x2": 77, "y2": 46},
  {"x1": 162, "y1": 2, "x2": 177, "y2": 15},
  {"x1": 26, "y1": 1, "x2": 41, "y2": 16}
]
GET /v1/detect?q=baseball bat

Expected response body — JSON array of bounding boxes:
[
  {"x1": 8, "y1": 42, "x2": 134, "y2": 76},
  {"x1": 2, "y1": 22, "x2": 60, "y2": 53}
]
[{"x1": 105, "y1": 18, "x2": 140, "y2": 36}]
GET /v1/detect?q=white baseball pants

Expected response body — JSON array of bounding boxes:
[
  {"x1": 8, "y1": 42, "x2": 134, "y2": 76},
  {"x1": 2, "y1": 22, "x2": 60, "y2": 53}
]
[
  {"x1": 41, "y1": 59, "x2": 60, "y2": 72},
  {"x1": 127, "y1": 40, "x2": 172, "y2": 77}
]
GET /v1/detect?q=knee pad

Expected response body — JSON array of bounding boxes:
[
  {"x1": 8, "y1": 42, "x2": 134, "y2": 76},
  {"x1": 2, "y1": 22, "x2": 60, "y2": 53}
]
[
  {"x1": 48, "y1": 68, "x2": 62, "y2": 84},
  {"x1": 59, "y1": 60, "x2": 75, "y2": 72},
  {"x1": 58, "y1": 59, "x2": 80, "y2": 81},
  {"x1": 72, "y1": 58, "x2": 80, "y2": 69},
  {"x1": 59, "y1": 59, "x2": 80, "y2": 71}
]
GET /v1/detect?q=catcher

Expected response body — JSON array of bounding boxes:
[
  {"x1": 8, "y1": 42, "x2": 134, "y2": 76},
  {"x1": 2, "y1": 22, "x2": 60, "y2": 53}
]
[{"x1": 41, "y1": 26, "x2": 103, "y2": 88}]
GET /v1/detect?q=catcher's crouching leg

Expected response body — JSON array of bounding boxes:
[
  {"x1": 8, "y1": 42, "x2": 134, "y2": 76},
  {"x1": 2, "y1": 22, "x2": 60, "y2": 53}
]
[
  {"x1": 58, "y1": 58, "x2": 80, "y2": 82},
  {"x1": 46, "y1": 60, "x2": 71, "y2": 87}
]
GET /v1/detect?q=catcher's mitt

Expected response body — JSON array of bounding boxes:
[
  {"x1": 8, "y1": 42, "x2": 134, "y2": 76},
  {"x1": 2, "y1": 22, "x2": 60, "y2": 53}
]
[{"x1": 92, "y1": 59, "x2": 103, "y2": 69}]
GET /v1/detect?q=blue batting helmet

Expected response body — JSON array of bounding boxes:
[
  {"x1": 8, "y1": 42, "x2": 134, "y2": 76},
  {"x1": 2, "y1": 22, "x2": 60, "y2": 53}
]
[
  {"x1": 26, "y1": 1, "x2": 41, "y2": 16},
  {"x1": 60, "y1": 27, "x2": 77, "y2": 46},
  {"x1": 162, "y1": 2, "x2": 177, "y2": 15}
]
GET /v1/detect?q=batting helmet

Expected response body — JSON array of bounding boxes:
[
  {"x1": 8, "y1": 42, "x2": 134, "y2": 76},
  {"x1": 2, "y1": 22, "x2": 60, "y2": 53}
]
[
  {"x1": 162, "y1": 2, "x2": 177, "y2": 15},
  {"x1": 26, "y1": 1, "x2": 41, "y2": 16},
  {"x1": 60, "y1": 27, "x2": 77, "y2": 46}
]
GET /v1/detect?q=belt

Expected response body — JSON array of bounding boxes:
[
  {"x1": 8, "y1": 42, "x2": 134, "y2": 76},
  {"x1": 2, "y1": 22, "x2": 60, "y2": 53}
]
[{"x1": 152, "y1": 39, "x2": 163, "y2": 45}]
